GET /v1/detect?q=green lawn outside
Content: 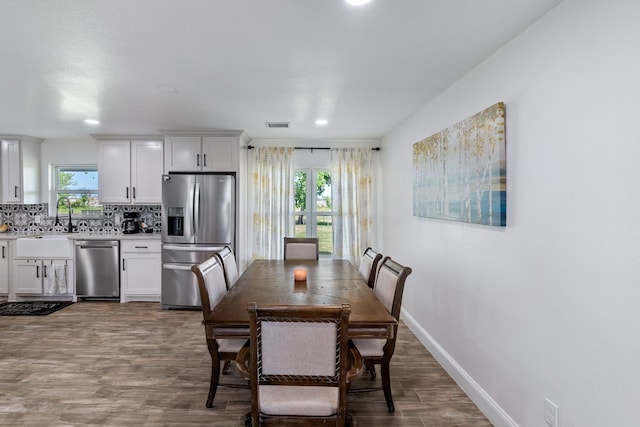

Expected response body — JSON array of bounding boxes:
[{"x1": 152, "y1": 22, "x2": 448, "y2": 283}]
[{"x1": 294, "y1": 223, "x2": 333, "y2": 254}]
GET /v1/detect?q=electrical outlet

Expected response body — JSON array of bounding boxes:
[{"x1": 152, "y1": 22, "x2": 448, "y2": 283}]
[
  {"x1": 34, "y1": 215, "x2": 41, "y2": 224},
  {"x1": 544, "y1": 398, "x2": 558, "y2": 427}
]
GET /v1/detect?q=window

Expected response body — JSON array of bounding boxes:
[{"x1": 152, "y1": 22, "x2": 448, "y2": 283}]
[
  {"x1": 51, "y1": 166, "x2": 102, "y2": 218},
  {"x1": 294, "y1": 169, "x2": 333, "y2": 254}
]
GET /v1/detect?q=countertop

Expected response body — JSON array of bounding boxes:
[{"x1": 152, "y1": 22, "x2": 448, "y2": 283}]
[{"x1": 0, "y1": 231, "x2": 161, "y2": 241}]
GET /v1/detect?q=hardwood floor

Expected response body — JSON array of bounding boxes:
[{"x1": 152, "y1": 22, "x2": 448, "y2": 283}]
[{"x1": 0, "y1": 302, "x2": 491, "y2": 426}]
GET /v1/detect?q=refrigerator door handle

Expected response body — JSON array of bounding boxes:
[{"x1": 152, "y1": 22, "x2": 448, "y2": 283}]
[
  {"x1": 187, "y1": 180, "x2": 196, "y2": 236},
  {"x1": 162, "y1": 244, "x2": 225, "y2": 252},
  {"x1": 162, "y1": 262, "x2": 196, "y2": 271},
  {"x1": 193, "y1": 182, "x2": 201, "y2": 236}
]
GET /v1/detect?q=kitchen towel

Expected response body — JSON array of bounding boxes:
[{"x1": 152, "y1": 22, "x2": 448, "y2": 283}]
[{"x1": 46, "y1": 264, "x2": 68, "y2": 295}]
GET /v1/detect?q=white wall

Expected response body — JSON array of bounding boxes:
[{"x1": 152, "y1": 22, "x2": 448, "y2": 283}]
[{"x1": 380, "y1": 0, "x2": 640, "y2": 425}]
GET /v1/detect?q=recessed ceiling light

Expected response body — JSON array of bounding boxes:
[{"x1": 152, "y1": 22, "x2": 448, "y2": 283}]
[
  {"x1": 315, "y1": 119, "x2": 329, "y2": 126},
  {"x1": 345, "y1": 0, "x2": 371, "y2": 5},
  {"x1": 84, "y1": 119, "x2": 100, "y2": 125},
  {"x1": 156, "y1": 84, "x2": 178, "y2": 93}
]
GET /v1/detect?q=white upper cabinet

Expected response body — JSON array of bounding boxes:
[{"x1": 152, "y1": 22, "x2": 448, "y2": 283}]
[
  {"x1": 164, "y1": 134, "x2": 239, "y2": 172},
  {"x1": 99, "y1": 141, "x2": 130, "y2": 203},
  {"x1": 202, "y1": 137, "x2": 237, "y2": 171},
  {"x1": 131, "y1": 141, "x2": 164, "y2": 203},
  {"x1": 0, "y1": 135, "x2": 43, "y2": 204},
  {"x1": 97, "y1": 138, "x2": 163, "y2": 204},
  {"x1": 163, "y1": 136, "x2": 201, "y2": 172}
]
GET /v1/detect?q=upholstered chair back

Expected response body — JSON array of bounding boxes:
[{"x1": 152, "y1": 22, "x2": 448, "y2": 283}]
[
  {"x1": 351, "y1": 256, "x2": 412, "y2": 412},
  {"x1": 283, "y1": 237, "x2": 319, "y2": 260},
  {"x1": 191, "y1": 254, "x2": 247, "y2": 408},
  {"x1": 241, "y1": 303, "x2": 360, "y2": 426},
  {"x1": 191, "y1": 255, "x2": 227, "y2": 318},
  {"x1": 216, "y1": 246, "x2": 239, "y2": 289},
  {"x1": 359, "y1": 247, "x2": 383, "y2": 289}
]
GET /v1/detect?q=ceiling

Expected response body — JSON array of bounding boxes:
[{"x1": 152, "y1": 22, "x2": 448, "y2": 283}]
[{"x1": 0, "y1": 0, "x2": 564, "y2": 141}]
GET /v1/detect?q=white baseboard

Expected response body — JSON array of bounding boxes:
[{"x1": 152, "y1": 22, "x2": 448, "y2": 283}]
[
  {"x1": 120, "y1": 295, "x2": 161, "y2": 303},
  {"x1": 400, "y1": 308, "x2": 519, "y2": 427}
]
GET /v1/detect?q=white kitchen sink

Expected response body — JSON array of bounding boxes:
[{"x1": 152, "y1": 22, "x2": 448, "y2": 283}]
[{"x1": 16, "y1": 235, "x2": 73, "y2": 258}]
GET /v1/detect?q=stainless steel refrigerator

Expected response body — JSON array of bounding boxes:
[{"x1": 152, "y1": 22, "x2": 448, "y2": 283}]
[{"x1": 161, "y1": 173, "x2": 235, "y2": 309}]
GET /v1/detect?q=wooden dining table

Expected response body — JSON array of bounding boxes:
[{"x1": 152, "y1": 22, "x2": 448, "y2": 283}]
[{"x1": 207, "y1": 258, "x2": 397, "y2": 340}]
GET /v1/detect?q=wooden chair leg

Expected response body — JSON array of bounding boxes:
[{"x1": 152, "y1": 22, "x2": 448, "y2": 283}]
[
  {"x1": 345, "y1": 412, "x2": 354, "y2": 427},
  {"x1": 365, "y1": 361, "x2": 376, "y2": 380},
  {"x1": 222, "y1": 360, "x2": 231, "y2": 375},
  {"x1": 380, "y1": 359, "x2": 394, "y2": 412},
  {"x1": 206, "y1": 339, "x2": 221, "y2": 408}
]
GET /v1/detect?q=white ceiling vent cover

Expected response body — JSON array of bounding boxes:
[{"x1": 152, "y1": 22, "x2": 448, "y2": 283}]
[{"x1": 266, "y1": 122, "x2": 290, "y2": 128}]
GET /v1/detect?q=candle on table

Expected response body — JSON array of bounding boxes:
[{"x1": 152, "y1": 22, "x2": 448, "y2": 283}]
[{"x1": 293, "y1": 267, "x2": 307, "y2": 281}]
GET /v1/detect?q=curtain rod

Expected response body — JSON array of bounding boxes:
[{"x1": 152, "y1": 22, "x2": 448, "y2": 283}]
[{"x1": 247, "y1": 145, "x2": 380, "y2": 151}]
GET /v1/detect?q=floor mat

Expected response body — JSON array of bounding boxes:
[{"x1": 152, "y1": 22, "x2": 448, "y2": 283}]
[{"x1": 0, "y1": 301, "x2": 74, "y2": 316}]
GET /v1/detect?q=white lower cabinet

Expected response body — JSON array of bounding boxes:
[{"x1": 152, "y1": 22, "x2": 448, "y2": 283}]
[
  {"x1": 13, "y1": 259, "x2": 73, "y2": 295},
  {"x1": 0, "y1": 242, "x2": 10, "y2": 294},
  {"x1": 120, "y1": 240, "x2": 161, "y2": 302}
]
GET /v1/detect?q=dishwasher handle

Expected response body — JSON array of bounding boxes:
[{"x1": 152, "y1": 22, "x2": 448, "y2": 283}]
[{"x1": 76, "y1": 240, "x2": 119, "y2": 249}]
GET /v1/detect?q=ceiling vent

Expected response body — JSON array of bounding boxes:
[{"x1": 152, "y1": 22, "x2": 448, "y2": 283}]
[{"x1": 266, "y1": 122, "x2": 290, "y2": 128}]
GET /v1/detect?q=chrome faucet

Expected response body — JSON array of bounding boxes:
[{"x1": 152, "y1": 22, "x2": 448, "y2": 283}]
[{"x1": 55, "y1": 197, "x2": 74, "y2": 233}]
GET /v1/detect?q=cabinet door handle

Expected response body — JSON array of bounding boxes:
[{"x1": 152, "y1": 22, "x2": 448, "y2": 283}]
[
  {"x1": 122, "y1": 259, "x2": 126, "y2": 271},
  {"x1": 1, "y1": 246, "x2": 5, "y2": 259},
  {"x1": 196, "y1": 153, "x2": 200, "y2": 167},
  {"x1": 203, "y1": 154, "x2": 207, "y2": 167},
  {"x1": 14, "y1": 186, "x2": 18, "y2": 198},
  {"x1": 126, "y1": 187, "x2": 129, "y2": 199},
  {"x1": 43, "y1": 265, "x2": 48, "y2": 278},
  {"x1": 36, "y1": 265, "x2": 40, "y2": 278},
  {"x1": 134, "y1": 246, "x2": 148, "y2": 249},
  {"x1": 133, "y1": 187, "x2": 136, "y2": 199}
]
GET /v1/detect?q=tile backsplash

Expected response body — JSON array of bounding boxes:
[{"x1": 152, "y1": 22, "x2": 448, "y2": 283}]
[{"x1": 0, "y1": 204, "x2": 161, "y2": 234}]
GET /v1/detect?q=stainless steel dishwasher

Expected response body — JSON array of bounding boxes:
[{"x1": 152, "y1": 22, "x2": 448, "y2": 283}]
[{"x1": 75, "y1": 240, "x2": 120, "y2": 299}]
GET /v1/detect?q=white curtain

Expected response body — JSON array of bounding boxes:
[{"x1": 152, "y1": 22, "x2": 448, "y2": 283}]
[
  {"x1": 251, "y1": 146, "x2": 295, "y2": 259},
  {"x1": 331, "y1": 148, "x2": 375, "y2": 261}
]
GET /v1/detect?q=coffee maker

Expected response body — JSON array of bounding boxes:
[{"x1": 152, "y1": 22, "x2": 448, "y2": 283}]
[{"x1": 121, "y1": 212, "x2": 140, "y2": 234}]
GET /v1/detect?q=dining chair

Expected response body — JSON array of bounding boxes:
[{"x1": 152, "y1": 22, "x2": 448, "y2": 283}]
[
  {"x1": 358, "y1": 247, "x2": 383, "y2": 289},
  {"x1": 283, "y1": 236, "x2": 319, "y2": 260},
  {"x1": 351, "y1": 256, "x2": 412, "y2": 412},
  {"x1": 236, "y1": 303, "x2": 363, "y2": 426},
  {"x1": 191, "y1": 255, "x2": 248, "y2": 408},
  {"x1": 215, "y1": 245, "x2": 239, "y2": 289}
]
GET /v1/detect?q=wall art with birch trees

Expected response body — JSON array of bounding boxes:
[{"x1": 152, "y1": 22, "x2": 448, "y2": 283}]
[{"x1": 413, "y1": 102, "x2": 506, "y2": 226}]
